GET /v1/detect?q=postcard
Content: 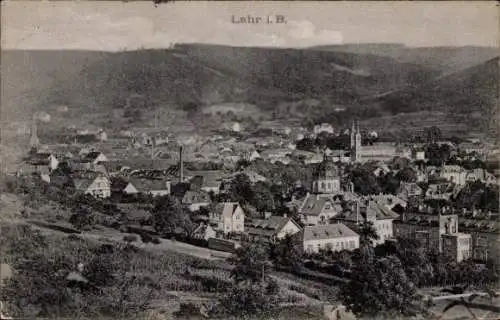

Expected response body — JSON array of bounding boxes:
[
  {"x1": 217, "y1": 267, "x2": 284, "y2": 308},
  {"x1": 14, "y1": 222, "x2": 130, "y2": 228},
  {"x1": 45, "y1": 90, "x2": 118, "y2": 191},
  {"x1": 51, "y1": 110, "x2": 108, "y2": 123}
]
[{"x1": 1, "y1": 1, "x2": 499, "y2": 319}]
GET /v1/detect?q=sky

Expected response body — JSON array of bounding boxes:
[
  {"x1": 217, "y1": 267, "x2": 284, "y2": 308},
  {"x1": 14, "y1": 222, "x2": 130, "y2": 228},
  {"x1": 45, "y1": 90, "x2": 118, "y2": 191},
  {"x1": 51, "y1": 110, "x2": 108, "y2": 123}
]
[{"x1": 1, "y1": 1, "x2": 498, "y2": 50}]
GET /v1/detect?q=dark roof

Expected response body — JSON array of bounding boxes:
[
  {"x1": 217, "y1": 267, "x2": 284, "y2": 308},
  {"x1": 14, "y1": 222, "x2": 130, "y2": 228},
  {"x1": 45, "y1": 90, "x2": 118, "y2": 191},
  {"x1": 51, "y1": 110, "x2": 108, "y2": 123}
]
[
  {"x1": 303, "y1": 224, "x2": 358, "y2": 241},
  {"x1": 129, "y1": 178, "x2": 169, "y2": 192},
  {"x1": 82, "y1": 151, "x2": 103, "y2": 162},
  {"x1": 246, "y1": 216, "x2": 300, "y2": 237},
  {"x1": 182, "y1": 190, "x2": 210, "y2": 204},
  {"x1": 187, "y1": 170, "x2": 225, "y2": 189},
  {"x1": 105, "y1": 159, "x2": 178, "y2": 172}
]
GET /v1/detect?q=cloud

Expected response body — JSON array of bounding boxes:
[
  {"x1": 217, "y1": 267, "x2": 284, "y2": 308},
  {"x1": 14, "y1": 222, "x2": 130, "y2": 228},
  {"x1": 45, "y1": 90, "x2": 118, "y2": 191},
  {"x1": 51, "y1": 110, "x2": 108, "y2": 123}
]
[{"x1": 288, "y1": 20, "x2": 343, "y2": 46}]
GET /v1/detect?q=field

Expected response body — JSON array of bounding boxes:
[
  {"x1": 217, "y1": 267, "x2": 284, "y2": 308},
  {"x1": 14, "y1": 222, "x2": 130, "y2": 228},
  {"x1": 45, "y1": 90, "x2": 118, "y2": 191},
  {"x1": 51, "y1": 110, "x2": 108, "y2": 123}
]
[{"x1": 0, "y1": 188, "x2": 338, "y2": 320}]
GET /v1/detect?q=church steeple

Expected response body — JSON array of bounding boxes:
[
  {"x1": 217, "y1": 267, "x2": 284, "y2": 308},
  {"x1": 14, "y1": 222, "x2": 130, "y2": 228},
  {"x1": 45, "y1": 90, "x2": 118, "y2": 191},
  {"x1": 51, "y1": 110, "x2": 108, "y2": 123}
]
[
  {"x1": 350, "y1": 120, "x2": 361, "y2": 163},
  {"x1": 350, "y1": 120, "x2": 356, "y2": 149}
]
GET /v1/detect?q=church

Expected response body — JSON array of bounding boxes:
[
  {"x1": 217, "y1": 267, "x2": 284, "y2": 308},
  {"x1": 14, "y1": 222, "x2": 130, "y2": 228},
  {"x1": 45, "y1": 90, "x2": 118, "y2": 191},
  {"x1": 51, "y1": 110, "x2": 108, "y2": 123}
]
[{"x1": 350, "y1": 121, "x2": 410, "y2": 163}]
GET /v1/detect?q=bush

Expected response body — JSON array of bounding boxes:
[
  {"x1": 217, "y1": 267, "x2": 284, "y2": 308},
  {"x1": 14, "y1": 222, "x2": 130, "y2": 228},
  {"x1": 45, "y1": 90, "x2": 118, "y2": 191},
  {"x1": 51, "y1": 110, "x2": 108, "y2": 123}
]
[
  {"x1": 123, "y1": 235, "x2": 139, "y2": 243},
  {"x1": 174, "y1": 302, "x2": 201, "y2": 318}
]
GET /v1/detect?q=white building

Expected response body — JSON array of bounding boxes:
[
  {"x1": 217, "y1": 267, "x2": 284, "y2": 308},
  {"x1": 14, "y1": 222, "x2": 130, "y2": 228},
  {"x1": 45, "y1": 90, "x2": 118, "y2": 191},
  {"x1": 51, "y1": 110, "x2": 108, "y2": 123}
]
[
  {"x1": 314, "y1": 123, "x2": 334, "y2": 135},
  {"x1": 209, "y1": 202, "x2": 245, "y2": 235},
  {"x1": 301, "y1": 224, "x2": 360, "y2": 254}
]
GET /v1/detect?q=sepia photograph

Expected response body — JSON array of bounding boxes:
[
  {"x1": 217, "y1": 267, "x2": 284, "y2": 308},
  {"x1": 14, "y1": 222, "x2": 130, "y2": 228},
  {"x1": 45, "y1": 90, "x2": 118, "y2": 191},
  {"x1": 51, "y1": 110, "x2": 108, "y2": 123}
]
[{"x1": 0, "y1": 1, "x2": 499, "y2": 319}]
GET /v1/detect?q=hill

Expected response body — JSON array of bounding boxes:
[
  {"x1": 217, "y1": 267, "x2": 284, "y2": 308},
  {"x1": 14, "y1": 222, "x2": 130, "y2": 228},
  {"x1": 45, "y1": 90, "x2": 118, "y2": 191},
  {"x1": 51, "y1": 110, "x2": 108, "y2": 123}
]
[
  {"x1": 1, "y1": 44, "x2": 438, "y2": 119},
  {"x1": 368, "y1": 57, "x2": 499, "y2": 138},
  {"x1": 310, "y1": 44, "x2": 500, "y2": 74},
  {"x1": 1, "y1": 44, "x2": 497, "y2": 139}
]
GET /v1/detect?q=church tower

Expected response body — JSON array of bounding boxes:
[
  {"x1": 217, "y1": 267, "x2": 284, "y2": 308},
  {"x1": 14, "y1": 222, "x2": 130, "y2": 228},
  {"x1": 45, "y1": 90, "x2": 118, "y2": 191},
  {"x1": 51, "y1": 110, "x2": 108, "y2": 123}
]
[{"x1": 350, "y1": 120, "x2": 361, "y2": 162}]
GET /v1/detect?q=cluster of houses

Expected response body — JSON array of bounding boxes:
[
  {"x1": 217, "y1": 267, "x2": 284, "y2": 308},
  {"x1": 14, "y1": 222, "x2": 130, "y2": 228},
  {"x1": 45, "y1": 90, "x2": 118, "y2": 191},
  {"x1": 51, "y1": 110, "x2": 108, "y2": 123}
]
[{"x1": 14, "y1": 120, "x2": 499, "y2": 263}]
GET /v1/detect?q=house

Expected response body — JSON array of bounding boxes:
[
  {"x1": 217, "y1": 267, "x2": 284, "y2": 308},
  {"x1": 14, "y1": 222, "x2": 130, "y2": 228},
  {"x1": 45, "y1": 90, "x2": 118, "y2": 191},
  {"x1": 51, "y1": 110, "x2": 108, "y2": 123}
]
[
  {"x1": 16, "y1": 162, "x2": 51, "y2": 183},
  {"x1": 458, "y1": 142, "x2": 488, "y2": 157},
  {"x1": 425, "y1": 182, "x2": 456, "y2": 201},
  {"x1": 442, "y1": 232, "x2": 473, "y2": 263},
  {"x1": 124, "y1": 178, "x2": 171, "y2": 197},
  {"x1": 314, "y1": 123, "x2": 334, "y2": 135},
  {"x1": 466, "y1": 168, "x2": 497, "y2": 185},
  {"x1": 26, "y1": 151, "x2": 60, "y2": 171},
  {"x1": 260, "y1": 148, "x2": 292, "y2": 164},
  {"x1": 187, "y1": 170, "x2": 224, "y2": 194},
  {"x1": 370, "y1": 194, "x2": 407, "y2": 211},
  {"x1": 191, "y1": 223, "x2": 217, "y2": 241},
  {"x1": 81, "y1": 151, "x2": 108, "y2": 165},
  {"x1": 303, "y1": 153, "x2": 324, "y2": 165},
  {"x1": 332, "y1": 200, "x2": 398, "y2": 245},
  {"x1": 245, "y1": 216, "x2": 302, "y2": 243},
  {"x1": 393, "y1": 212, "x2": 466, "y2": 259},
  {"x1": 412, "y1": 148, "x2": 426, "y2": 161},
  {"x1": 182, "y1": 190, "x2": 211, "y2": 211},
  {"x1": 231, "y1": 169, "x2": 267, "y2": 184},
  {"x1": 372, "y1": 164, "x2": 391, "y2": 177},
  {"x1": 458, "y1": 219, "x2": 499, "y2": 262},
  {"x1": 397, "y1": 182, "x2": 423, "y2": 202},
  {"x1": 439, "y1": 165, "x2": 467, "y2": 185},
  {"x1": 73, "y1": 172, "x2": 111, "y2": 198},
  {"x1": 298, "y1": 194, "x2": 343, "y2": 225},
  {"x1": 209, "y1": 202, "x2": 245, "y2": 235},
  {"x1": 300, "y1": 223, "x2": 359, "y2": 254}
]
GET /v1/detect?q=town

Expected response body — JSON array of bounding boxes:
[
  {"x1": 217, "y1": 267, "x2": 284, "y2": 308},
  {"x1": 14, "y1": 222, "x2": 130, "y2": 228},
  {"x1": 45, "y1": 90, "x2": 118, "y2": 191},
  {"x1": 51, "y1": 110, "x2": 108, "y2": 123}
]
[{"x1": 2, "y1": 112, "x2": 499, "y2": 319}]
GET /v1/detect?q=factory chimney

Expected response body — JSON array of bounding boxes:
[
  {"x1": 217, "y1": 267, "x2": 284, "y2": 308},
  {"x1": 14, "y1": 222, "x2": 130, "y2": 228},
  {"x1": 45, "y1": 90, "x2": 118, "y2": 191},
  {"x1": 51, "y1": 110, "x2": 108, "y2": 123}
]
[
  {"x1": 29, "y1": 115, "x2": 40, "y2": 150},
  {"x1": 179, "y1": 145, "x2": 184, "y2": 182}
]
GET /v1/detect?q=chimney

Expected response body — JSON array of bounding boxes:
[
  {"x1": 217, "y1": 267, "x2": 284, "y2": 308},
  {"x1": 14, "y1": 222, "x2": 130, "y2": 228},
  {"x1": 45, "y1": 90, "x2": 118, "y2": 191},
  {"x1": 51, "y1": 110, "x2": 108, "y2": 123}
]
[{"x1": 179, "y1": 145, "x2": 184, "y2": 182}]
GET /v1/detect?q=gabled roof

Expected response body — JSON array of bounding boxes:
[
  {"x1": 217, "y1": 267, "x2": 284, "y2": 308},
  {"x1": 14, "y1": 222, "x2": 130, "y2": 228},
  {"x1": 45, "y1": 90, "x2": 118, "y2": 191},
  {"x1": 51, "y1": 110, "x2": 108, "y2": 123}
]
[
  {"x1": 303, "y1": 224, "x2": 358, "y2": 241},
  {"x1": 129, "y1": 178, "x2": 169, "y2": 192},
  {"x1": 367, "y1": 201, "x2": 399, "y2": 220},
  {"x1": 246, "y1": 216, "x2": 300, "y2": 234},
  {"x1": 299, "y1": 195, "x2": 332, "y2": 216},
  {"x1": 182, "y1": 190, "x2": 210, "y2": 204},
  {"x1": 82, "y1": 151, "x2": 104, "y2": 162},
  {"x1": 442, "y1": 165, "x2": 466, "y2": 173},
  {"x1": 214, "y1": 202, "x2": 242, "y2": 219},
  {"x1": 73, "y1": 172, "x2": 108, "y2": 191},
  {"x1": 398, "y1": 182, "x2": 423, "y2": 195},
  {"x1": 187, "y1": 170, "x2": 225, "y2": 189}
]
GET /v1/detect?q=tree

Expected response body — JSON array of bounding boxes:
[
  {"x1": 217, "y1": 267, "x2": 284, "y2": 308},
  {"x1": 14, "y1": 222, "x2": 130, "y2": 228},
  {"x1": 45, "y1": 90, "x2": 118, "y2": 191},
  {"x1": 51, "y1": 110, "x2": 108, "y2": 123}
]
[
  {"x1": 396, "y1": 167, "x2": 417, "y2": 183},
  {"x1": 251, "y1": 181, "x2": 275, "y2": 213},
  {"x1": 69, "y1": 208, "x2": 96, "y2": 230},
  {"x1": 340, "y1": 251, "x2": 419, "y2": 318},
  {"x1": 217, "y1": 241, "x2": 279, "y2": 317},
  {"x1": 350, "y1": 168, "x2": 382, "y2": 195},
  {"x1": 229, "y1": 241, "x2": 273, "y2": 284},
  {"x1": 151, "y1": 196, "x2": 194, "y2": 238},
  {"x1": 358, "y1": 221, "x2": 380, "y2": 247},
  {"x1": 228, "y1": 174, "x2": 254, "y2": 205},
  {"x1": 269, "y1": 234, "x2": 303, "y2": 273}
]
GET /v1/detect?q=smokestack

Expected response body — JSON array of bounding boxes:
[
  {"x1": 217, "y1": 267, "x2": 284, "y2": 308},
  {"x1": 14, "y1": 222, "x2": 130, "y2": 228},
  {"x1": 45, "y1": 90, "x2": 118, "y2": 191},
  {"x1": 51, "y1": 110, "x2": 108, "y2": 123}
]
[
  {"x1": 30, "y1": 115, "x2": 40, "y2": 149},
  {"x1": 179, "y1": 145, "x2": 184, "y2": 182}
]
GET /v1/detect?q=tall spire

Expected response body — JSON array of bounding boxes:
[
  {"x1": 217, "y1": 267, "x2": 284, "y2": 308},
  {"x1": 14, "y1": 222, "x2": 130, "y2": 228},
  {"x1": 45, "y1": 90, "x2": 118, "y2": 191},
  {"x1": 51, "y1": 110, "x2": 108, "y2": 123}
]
[{"x1": 356, "y1": 120, "x2": 360, "y2": 135}]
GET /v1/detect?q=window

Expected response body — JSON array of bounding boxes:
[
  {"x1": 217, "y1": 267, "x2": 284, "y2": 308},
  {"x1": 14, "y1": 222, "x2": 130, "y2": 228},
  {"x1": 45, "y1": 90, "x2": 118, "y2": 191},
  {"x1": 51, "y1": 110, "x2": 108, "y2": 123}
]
[
  {"x1": 321, "y1": 182, "x2": 325, "y2": 189},
  {"x1": 307, "y1": 245, "x2": 313, "y2": 252},
  {"x1": 341, "y1": 242, "x2": 344, "y2": 250},
  {"x1": 317, "y1": 244, "x2": 321, "y2": 251}
]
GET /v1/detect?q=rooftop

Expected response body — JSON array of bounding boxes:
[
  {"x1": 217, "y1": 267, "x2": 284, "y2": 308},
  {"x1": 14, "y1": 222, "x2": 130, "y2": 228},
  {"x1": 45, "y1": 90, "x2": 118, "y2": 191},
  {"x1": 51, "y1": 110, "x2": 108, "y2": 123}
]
[{"x1": 303, "y1": 223, "x2": 358, "y2": 241}]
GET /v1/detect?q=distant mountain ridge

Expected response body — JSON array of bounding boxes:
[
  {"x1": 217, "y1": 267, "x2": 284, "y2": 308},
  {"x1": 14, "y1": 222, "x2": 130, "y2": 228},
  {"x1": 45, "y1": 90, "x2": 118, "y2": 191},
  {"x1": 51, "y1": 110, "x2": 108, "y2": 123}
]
[
  {"x1": 310, "y1": 44, "x2": 499, "y2": 74},
  {"x1": 1, "y1": 43, "x2": 497, "y2": 138}
]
